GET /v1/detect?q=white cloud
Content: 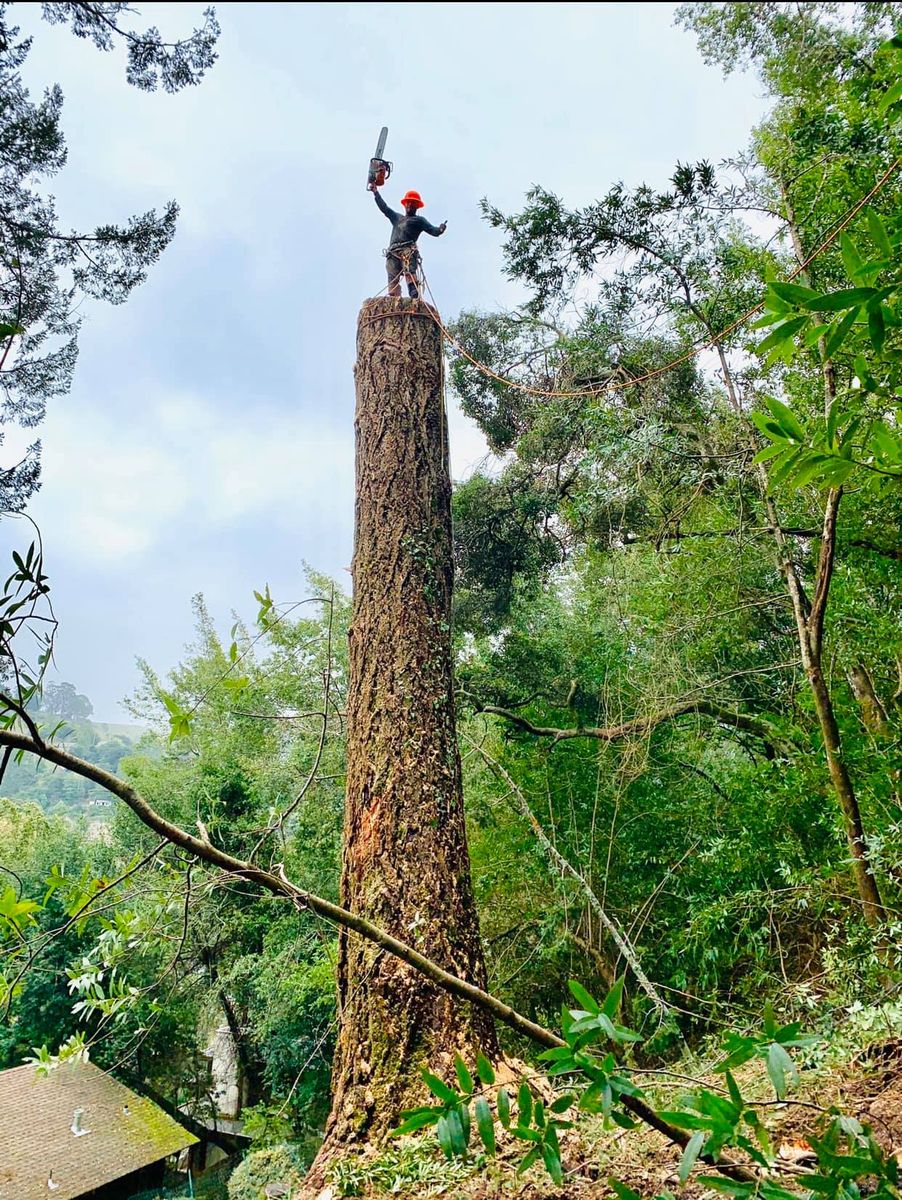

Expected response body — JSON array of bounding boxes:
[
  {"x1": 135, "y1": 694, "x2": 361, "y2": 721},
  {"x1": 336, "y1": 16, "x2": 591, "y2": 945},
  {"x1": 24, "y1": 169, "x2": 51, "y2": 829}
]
[
  {"x1": 447, "y1": 393, "x2": 496, "y2": 482},
  {"x1": 28, "y1": 393, "x2": 353, "y2": 567}
]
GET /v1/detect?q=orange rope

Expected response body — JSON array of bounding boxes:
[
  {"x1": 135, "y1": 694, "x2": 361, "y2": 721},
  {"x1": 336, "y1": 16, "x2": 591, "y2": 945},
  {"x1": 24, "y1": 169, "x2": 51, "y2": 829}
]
[
  {"x1": 358, "y1": 309, "x2": 435, "y2": 332},
  {"x1": 406, "y1": 156, "x2": 902, "y2": 401}
]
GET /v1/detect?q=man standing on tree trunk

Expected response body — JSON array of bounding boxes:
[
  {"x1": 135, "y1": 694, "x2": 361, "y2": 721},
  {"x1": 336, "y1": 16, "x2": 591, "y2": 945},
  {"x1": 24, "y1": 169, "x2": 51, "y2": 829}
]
[{"x1": 373, "y1": 186, "x2": 447, "y2": 298}]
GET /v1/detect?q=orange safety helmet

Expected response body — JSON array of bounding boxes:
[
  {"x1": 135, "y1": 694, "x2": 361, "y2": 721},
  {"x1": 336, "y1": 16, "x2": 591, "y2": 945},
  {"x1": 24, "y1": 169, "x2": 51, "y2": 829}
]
[{"x1": 401, "y1": 190, "x2": 425, "y2": 210}]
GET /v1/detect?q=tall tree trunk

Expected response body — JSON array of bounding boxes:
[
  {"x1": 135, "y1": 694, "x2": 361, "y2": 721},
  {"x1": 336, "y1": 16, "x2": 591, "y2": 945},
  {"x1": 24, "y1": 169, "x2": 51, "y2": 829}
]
[{"x1": 326, "y1": 297, "x2": 498, "y2": 1146}]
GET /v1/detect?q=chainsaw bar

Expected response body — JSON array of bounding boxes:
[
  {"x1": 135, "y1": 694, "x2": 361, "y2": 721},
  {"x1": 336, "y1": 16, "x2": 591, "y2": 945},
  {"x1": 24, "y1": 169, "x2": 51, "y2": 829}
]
[{"x1": 367, "y1": 125, "x2": 392, "y2": 191}]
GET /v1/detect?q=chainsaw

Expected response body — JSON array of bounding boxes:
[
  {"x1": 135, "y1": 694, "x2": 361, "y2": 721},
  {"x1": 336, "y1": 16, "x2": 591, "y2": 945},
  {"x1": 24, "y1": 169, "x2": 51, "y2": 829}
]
[{"x1": 366, "y1": 126, "x2": 392, "y2": 191}]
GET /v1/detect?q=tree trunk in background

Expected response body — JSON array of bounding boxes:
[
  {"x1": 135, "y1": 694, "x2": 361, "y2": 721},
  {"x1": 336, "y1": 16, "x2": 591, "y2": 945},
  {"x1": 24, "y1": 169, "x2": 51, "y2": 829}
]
[
  {"x1": 847, "y1": 663, "x2": 891, "y2": 738},
  {"x1": 763, "y1": 492, "x2": 886, "y2": 926},
  {"x1": 805, "y1": 663, "x2": 886, "y2": 924},
  {"x1": 776, "y1": 192, "x2": 887, "y2": 924},
  {"x1": 326, "y1": 296, "x2": 498, "y2": 1146}
]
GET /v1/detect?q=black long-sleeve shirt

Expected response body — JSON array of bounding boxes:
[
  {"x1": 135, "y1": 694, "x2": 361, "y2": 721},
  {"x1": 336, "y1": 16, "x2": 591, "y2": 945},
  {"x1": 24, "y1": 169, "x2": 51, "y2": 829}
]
[{"x1": 375, "y1": 190, "x2": 444, "y2": 249}]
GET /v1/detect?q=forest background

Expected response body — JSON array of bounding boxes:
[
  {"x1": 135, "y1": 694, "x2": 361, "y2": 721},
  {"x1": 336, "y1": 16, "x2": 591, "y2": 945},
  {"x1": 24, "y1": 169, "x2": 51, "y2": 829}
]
[{"x1": 1, "y1": 3, "x2": 901, "y2": 1200}]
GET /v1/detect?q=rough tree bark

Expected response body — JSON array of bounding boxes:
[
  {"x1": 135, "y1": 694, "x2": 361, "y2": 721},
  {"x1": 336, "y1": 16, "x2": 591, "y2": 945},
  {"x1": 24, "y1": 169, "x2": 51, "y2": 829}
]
[{"x1": 326, "y1": 296, "x2": 499, "y2": 1146}]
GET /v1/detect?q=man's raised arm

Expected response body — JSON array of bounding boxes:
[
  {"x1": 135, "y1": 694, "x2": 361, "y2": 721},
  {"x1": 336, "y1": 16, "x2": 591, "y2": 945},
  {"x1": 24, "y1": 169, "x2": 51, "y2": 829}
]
[{"x1": 374, "y1": 189, "x2": 398, "y2": 222}]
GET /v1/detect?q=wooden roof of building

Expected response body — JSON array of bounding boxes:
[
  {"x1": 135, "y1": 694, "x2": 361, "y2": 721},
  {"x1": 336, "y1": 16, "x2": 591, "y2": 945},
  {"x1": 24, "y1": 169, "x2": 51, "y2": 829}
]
[{"x1": 0, "y1": 1059, "x2": 198, "y2": 1200}]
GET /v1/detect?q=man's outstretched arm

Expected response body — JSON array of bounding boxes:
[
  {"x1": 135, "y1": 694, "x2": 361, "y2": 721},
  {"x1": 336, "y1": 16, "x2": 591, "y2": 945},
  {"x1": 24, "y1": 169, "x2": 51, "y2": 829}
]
[{"x1": 421, "y1": 217, "x2": 447, "y2": 237}]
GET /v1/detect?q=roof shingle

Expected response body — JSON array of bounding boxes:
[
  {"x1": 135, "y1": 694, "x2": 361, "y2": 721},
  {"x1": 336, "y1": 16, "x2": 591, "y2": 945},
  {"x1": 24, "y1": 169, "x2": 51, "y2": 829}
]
[{"x1": 0, "y1": 1060, "x2": 198, "y2": 1200}]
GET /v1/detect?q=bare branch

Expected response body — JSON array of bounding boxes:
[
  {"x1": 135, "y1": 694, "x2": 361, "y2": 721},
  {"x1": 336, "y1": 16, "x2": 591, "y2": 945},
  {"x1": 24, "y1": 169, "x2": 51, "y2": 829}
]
[
  {"x1": 464, "y1": 730, "x2": 671, "y2": 1016},
  {"x1": 808, "y1": 487, "x2": 842, "y2": 662},
  {"x1": 482, "y1": 697, "x2": 795, "y2": 758}
]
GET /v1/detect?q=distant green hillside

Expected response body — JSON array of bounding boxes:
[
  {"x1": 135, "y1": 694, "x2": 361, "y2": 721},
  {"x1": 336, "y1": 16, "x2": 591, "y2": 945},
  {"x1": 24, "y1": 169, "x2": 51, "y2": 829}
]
[
  {"x1": 90, "y1": 722, "x2": 149, "y2": 741},
  {"x1": 1, "y1": 715, "x2": 149, "y2": 818}
]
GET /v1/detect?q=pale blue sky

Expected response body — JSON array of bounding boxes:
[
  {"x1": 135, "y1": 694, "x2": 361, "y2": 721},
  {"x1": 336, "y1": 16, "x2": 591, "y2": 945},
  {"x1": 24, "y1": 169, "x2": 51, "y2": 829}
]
[{"x1": 5, "y1": 2, "x2": 767, "y2": 721}]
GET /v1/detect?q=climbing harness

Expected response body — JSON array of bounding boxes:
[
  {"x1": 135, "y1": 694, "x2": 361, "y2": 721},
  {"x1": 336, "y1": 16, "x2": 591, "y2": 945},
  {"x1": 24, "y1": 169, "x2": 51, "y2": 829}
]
[{"x1": 384, "y1": 243, "x2": 423, "y2": 297}]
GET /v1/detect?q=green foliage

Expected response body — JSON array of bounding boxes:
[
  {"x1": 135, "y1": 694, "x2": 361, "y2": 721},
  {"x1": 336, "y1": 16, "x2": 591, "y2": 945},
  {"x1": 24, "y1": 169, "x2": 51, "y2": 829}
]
[
  {"x1": 1, "y1": 708, "x2": 142, "y2": 814},
  {"x1": 0, "y1": 540, "x2": 55, "y2": 718},
  {"x1": 392, "y1": 1046, "x2": 572, "y2": 1187},
  {"x1": 0, "y1": 798, "x2": 120, "y2": 1065},
  {"x1": 240, "y1": 1102, "x2": 297, "y2": 1148},
  {"x1": 42, "y1": 4, "x2": 220, "y2": 94},
  {"x1": 450, "y1": 0, "x2": 902, "y2": 1056},
  {"x1": 32, "y1": 682, "x2": 92, "y2": 721},
  {"x1": 393, "y1": 980, "x2": 642, "y2": 1184},
  {"x1": 452, "y1": 469, "x2": 562, "y2": 633},
  {"x1": 713, "y1": 1001, "x2": 815, "y2": 1096},
  {"x1": 751, "y1": 199, "x2": 902, "y2": 488},
  {"x1": 226, "y1": 1144, "x2": 305, "y2": 1200},
  {"x1": 5, "y1": 8, "x2": 902, "y2": 1183},
  {"x1": 8, "y1": 582, "x2": 348, "y2": 1111},
  {"x1": 328, "y1": 1142, "x2": 476, "y2": 1198},
  {"x1": 403, "y1": 983, "x2": 900, "y2": 1198},
  {"x1": 676, "y1": 3, "x2": 899, "y2": 96},
  {"x1": 697, "y1": 1117, "x2": 900, "y2": 1200},
  {"x1": 0, "y1": 582, "x2": 346, "y2": 1118},
  {"x1": 458, "y1": 538, "x2": 894, "y2": 1028}
]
